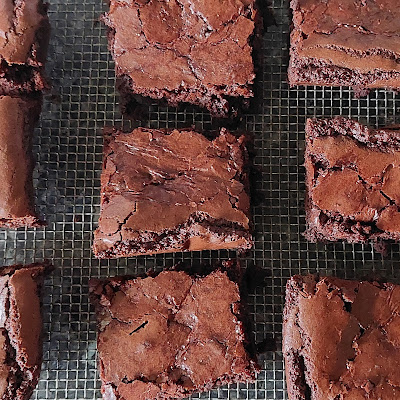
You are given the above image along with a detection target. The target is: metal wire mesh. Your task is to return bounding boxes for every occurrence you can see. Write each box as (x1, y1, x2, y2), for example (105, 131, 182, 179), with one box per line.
(0, 0, 399, 399)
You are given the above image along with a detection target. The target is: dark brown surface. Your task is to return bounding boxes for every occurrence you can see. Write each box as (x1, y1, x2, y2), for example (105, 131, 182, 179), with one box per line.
(0, 0, 50, 95)
(93, 127, 252, 258)
(102, 0, 259, 118)
(288, 0, 400, 92)
(304, 117, 400, 244)
(0, 95, 43, 228)
(283, 275, 400, 400)
(90, 267, 259, 400)
(0, 262, 52, 400)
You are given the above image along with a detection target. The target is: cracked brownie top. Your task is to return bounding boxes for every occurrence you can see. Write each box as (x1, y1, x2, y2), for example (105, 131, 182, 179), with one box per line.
(93, 127, 252, 258)
(90, 267, 259, 400)
(290, 0, 400, 75)
(101, 0, 258, 116)
(0, 0, 49, 66)
(283, 274, 400, 400)
(305, 117, 400, 242)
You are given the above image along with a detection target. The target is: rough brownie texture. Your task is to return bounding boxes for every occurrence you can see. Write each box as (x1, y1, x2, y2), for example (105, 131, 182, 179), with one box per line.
(304, 117, 400, 244)
(102, 0, 259, 118)
(283, 275, 400, 400)
(0, 0, 50, 95)
(289, 0, 400, 92)
(90, 266, 260, 400)
(0, 262, 52, 400)
(0, 95, 43, 228)
(93, 127, 252, 258)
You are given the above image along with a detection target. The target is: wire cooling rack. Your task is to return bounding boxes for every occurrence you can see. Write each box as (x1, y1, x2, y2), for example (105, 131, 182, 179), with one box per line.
(0, 0, 399, 399)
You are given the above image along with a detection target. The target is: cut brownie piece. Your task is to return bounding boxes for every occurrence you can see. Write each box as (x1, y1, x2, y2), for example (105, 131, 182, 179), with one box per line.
(305, 117, 400, 244)
(102, 0, 259, 117)
(283, 275, 400, 400)
(90, 266, 259, 400)
(0, 0, 50, 95)
(289, 0, 400, 92)
(0, 95, 43, 228)
(0, 262, 52, 400)
(93, 127, 252, 258)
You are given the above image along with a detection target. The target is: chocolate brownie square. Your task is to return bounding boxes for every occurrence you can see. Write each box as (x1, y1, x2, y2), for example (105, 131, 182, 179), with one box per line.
(305, 117, 400, 243)
(283, 275, 400, 399)
(93, 127, 252, 258)
(90, 265, 259, 400)
(0, 95, 43, 228)
(289, 0, 400, 92)
(0, 0, 50, 95)
(0, 262, 52, 400)
(102, 0, 259, 117)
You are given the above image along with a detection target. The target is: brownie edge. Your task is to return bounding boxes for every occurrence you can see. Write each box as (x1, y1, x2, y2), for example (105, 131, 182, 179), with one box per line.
(0, 262, 53, 400)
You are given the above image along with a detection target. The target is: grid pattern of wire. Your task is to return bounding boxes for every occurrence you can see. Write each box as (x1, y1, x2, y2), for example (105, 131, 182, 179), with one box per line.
(0, 0, 399, 399)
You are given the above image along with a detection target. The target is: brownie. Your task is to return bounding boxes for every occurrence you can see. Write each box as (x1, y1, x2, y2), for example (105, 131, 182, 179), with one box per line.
(102, 0, 259, 118)
(0, 262, 52, 400)
(0, 95, 43, 228)
(93, 127, 252, 258)
(90, 266, 259, 400)
(289, 0, 400, 93)
(283, 274, 400, 399)
(304, 117, 400, 244)
(0, 0, 50, 95)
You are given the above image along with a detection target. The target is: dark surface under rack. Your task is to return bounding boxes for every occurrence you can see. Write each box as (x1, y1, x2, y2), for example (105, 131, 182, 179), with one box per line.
(0, 0, 399, 399)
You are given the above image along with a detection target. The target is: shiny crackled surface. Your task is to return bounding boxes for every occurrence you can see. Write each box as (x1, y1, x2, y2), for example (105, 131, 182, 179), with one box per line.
(289, 0, 400, 88)
(91, 270, 258, 400)
(305, 117, 400, 241)
(93, 127, 251, 257)
(283, 275, 400, 400)
(102, 0, 256, 94)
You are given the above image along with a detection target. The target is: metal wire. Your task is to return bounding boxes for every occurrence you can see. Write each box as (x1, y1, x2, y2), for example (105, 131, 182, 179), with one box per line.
(0, 0, 399, 399)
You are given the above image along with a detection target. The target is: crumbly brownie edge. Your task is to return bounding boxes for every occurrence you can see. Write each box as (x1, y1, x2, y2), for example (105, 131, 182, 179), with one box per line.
(0, 0, 50, 95)
(288, 53, 400, 92)
(288, 0, 400, 92)
(93, 213, 253, 258)
(1, 262, 53, 400)
(283, 275, 317, 400)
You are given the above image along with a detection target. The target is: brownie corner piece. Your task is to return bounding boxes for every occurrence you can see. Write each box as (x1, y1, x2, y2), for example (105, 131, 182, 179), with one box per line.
(283, 274, 400, 399)
(304, 117, 400, 244)
(102, 0, 259, 117)
(0, 95, 44, 228)
(90, 267, 259, 400)
(0, 0, 50, 95)
(93, 127, 252, 258)
(0, 262, 52, 400)
(288, 0, 400, 91)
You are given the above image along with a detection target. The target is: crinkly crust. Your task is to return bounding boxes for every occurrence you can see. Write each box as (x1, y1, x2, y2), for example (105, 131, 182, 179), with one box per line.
(93, 127, 252, 257)
(283, 275, 400, 400)
(288, 0, 400, 92)
(304, 117, 400, 243)
(102, 0, 259, 117)
(90, 267, 259, 400)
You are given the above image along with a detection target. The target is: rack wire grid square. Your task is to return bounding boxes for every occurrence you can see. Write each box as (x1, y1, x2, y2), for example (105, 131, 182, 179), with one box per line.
(1, 0, 399, 399)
